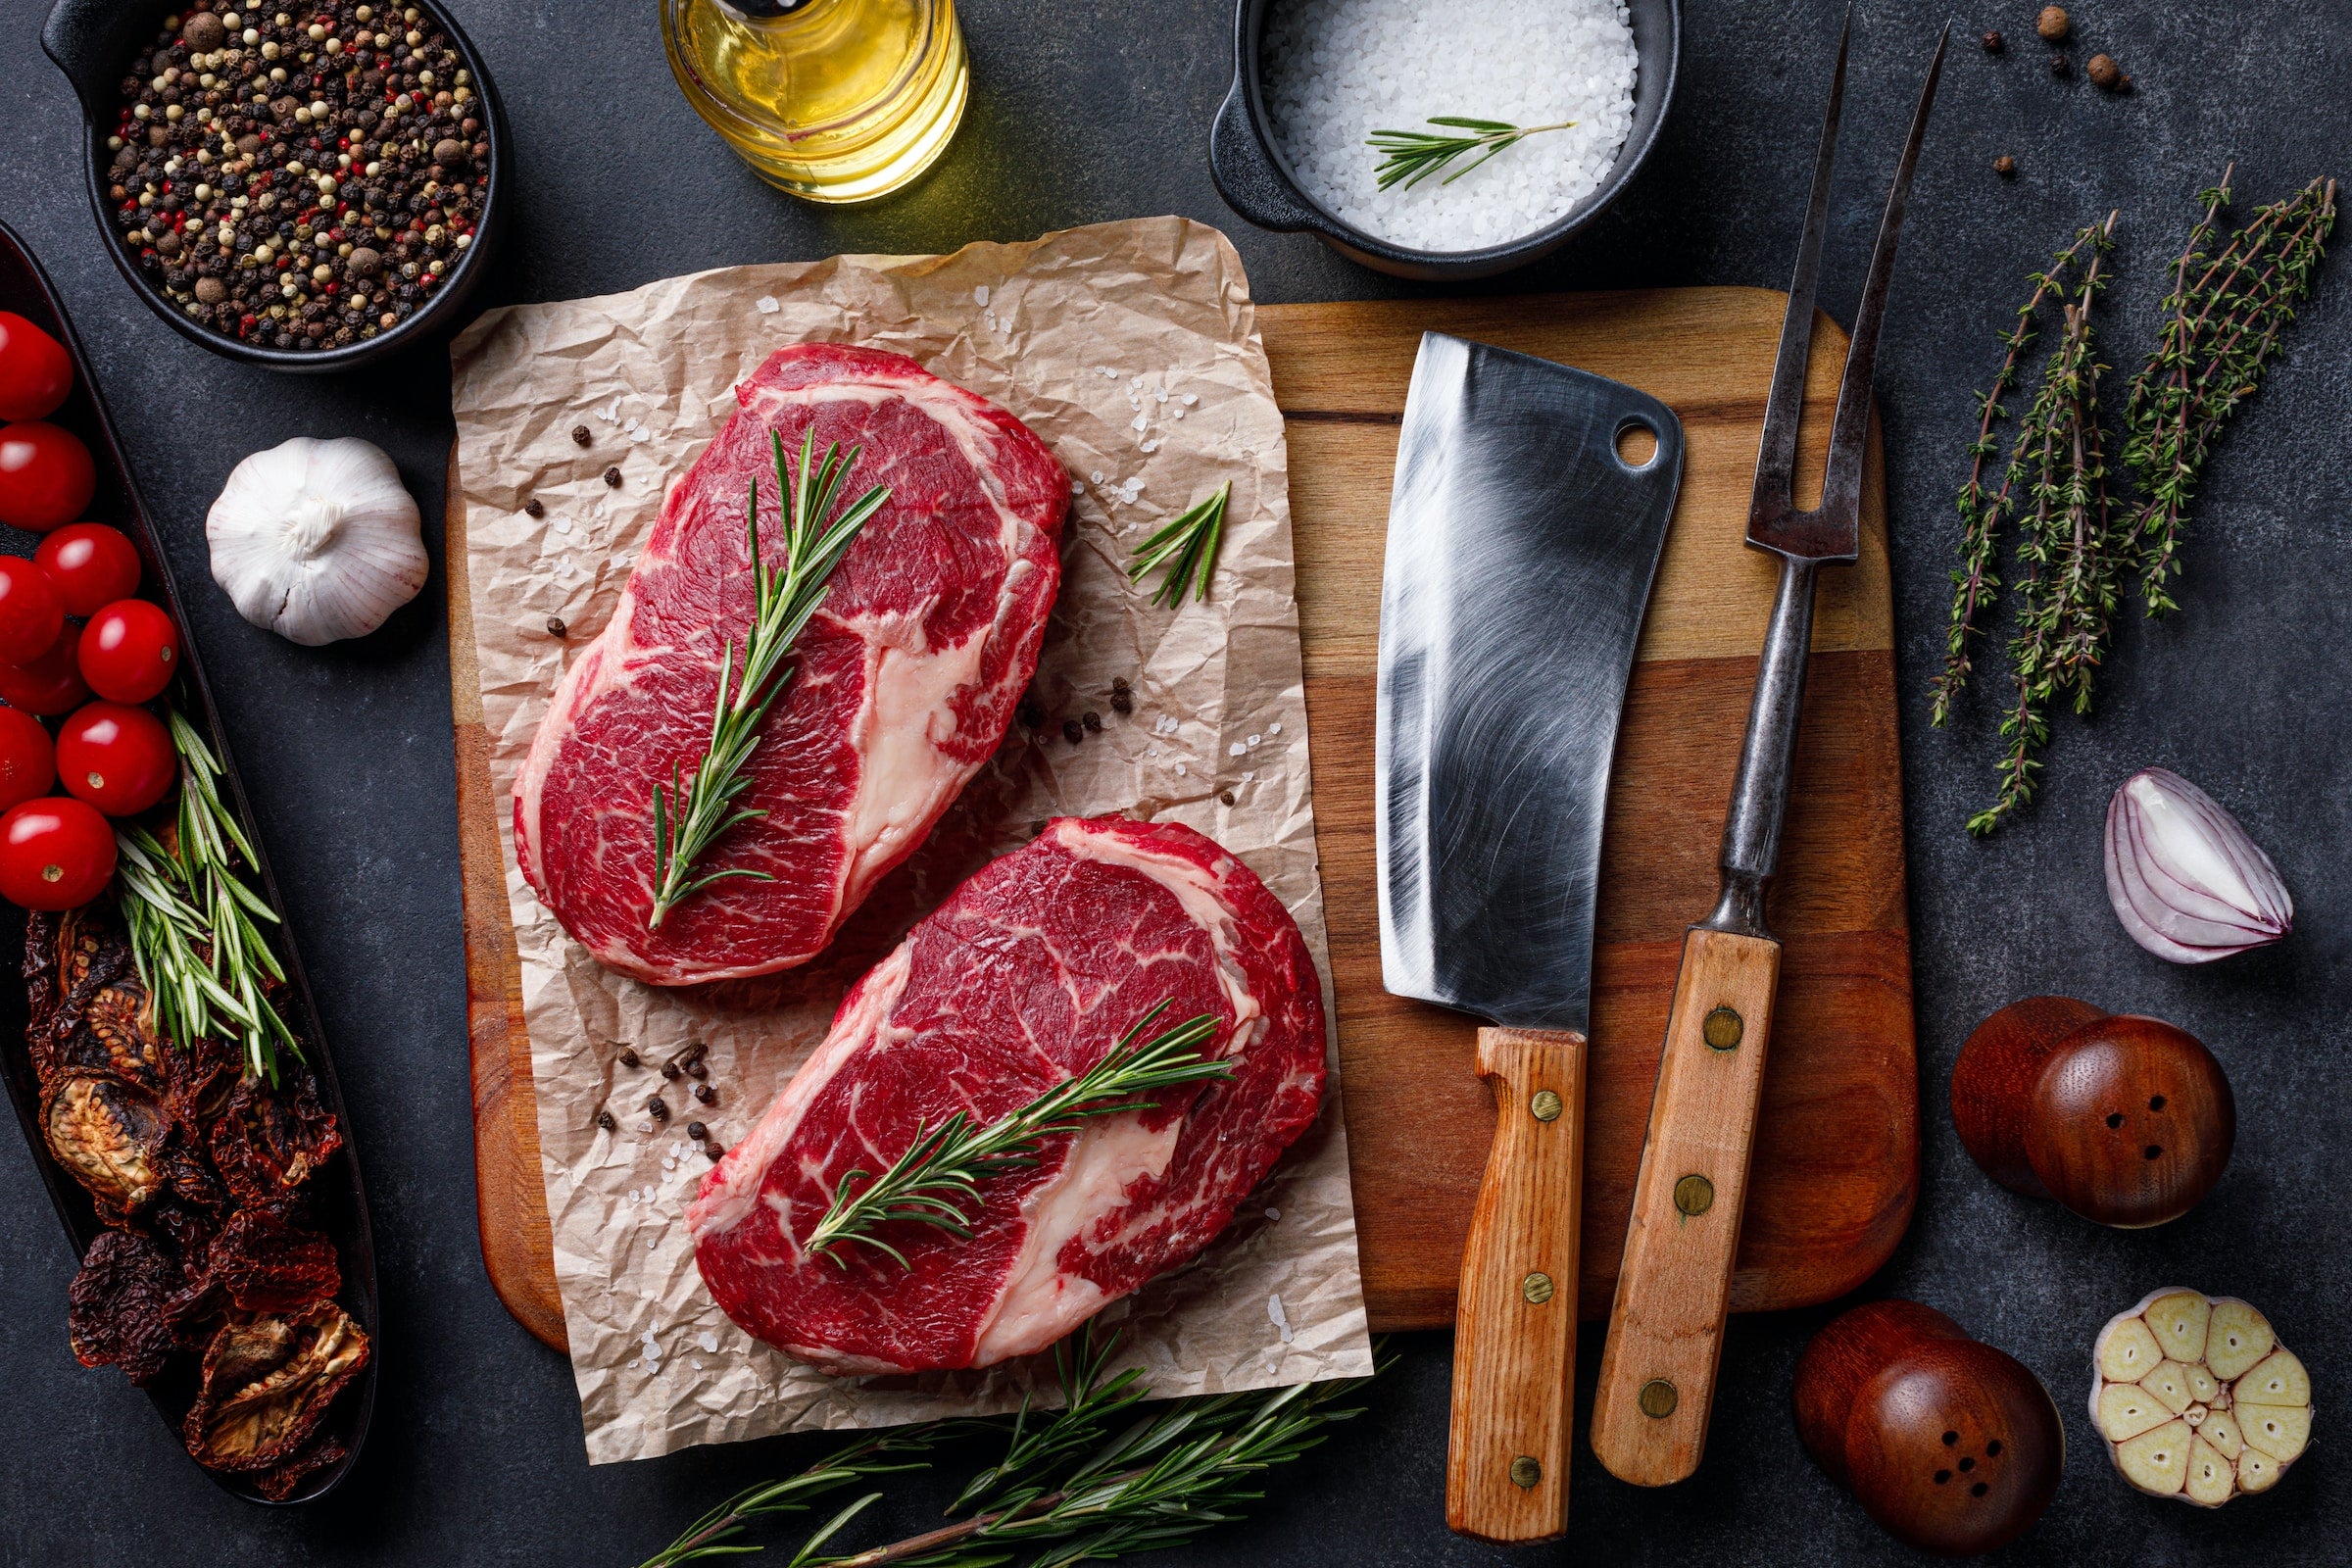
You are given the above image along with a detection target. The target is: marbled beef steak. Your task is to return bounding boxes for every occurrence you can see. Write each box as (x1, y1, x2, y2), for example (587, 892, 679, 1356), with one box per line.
(687, 816, 1327, 1375)
(514, 344, 1067, 985)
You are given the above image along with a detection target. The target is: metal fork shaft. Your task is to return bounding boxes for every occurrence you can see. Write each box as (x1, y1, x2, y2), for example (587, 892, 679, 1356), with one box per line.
(1703, 557, 1818, 940)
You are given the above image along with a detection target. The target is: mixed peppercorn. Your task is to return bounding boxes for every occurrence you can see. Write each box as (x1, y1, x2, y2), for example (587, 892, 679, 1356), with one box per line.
(106, 1, 487, 352)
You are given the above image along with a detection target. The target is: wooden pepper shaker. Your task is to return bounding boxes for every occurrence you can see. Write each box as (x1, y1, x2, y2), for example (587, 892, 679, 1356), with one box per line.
(1794, 1299, 2064, 1556)
(1952, 998, 2234, 1227)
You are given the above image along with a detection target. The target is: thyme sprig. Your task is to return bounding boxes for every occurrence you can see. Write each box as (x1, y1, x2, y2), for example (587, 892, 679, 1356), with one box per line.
(634, 1328, 1390, 1568)
(648, 428, 887, 929)
(1368, 117, 1577, 191)
(115, 707, 300, 1083)
(804, 1003, 1231, 1268)
(2124, 170, 2337, 612)
(1126, 482, 1230, 608)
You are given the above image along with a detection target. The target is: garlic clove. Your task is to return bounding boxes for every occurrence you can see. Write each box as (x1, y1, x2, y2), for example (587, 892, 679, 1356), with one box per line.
(2096, 1313, 2163, 1383)
(2207, 1301, 2278, 1382)
(2104, 768, 2292, 964)
(2203, 1409, 2242, 1459)
(2237, 1404, 2311, 1463)
(2144, 1291, 2211, 1363)
(2117, 1417, 2193, 1494)
(207, 436, 427, 646)
(2097, 1380, 2174, 1443)
(2140, 1360, 2198, 1416)
(2183, 1437, 2235, 1506)
(2239, 1348, 2310, 1407)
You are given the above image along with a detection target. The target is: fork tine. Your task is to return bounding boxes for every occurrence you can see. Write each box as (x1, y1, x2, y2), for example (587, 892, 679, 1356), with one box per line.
(1818, 21, 1951, 526)
(1750, 6, 1851, 522)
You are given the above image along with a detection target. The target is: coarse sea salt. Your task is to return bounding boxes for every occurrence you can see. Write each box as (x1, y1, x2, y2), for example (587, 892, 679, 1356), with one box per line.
(1261, 0, 1638, 253)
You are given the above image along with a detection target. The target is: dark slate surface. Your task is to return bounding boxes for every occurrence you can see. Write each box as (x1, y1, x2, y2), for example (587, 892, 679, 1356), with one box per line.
(0, 2, 2343, 1563)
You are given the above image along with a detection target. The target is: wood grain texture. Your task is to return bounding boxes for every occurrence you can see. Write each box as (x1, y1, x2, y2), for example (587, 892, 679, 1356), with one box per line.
(1446, 1027, 1587, 1544)
(1589, 926, 1782, 1485)
(453, 288, 1917, 1351)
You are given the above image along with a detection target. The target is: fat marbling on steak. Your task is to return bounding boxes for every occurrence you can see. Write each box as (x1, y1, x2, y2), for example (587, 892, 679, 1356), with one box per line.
(514, 344, 1067, 985)
(687, 816, 1327, 1375)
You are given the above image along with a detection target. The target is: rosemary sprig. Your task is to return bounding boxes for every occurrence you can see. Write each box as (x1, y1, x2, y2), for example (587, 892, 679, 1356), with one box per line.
(636, 1430, 965, 1568)
(1125, 482, 1230, 609)
(114, 707, 300, 1082)
(648, 428, 888, 929)
(1932, 220, 2110, 724)
(636, 1329, 1391, 1568)
(1368, 117, 1576, 191)
(1969, 217, 2119, 836)
(2123, 170, 2337, 612)
(804, 1003, 1232, 1267)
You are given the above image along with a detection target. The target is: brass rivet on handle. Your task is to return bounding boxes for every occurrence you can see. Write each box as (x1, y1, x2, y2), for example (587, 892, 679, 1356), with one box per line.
(1529, 1089, 1563, 1122)
(1701, 1006, 1744, 1051)
(1522, 1271, 1554, 1304)
(1508, 1455, 1542, 1489)
(1673, 1174, 1715, 1216)
(1639, 1379, 1680, 1419)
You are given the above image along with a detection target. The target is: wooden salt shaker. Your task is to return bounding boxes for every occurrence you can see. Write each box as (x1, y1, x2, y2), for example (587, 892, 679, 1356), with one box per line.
(1951, 997, 2234, 1227)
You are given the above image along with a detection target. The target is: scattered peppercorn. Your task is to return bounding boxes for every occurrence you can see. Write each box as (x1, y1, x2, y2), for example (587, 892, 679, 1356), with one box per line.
(1109, 677, 1133, 715)
(617, 1047, 640, 1067)
(1994, 155, 2018, 176)
(706, 1144, 725, 1161)
(2036, 5, 2069, 41)
(2049, 51, 2071, 76)
(571, 424, 591, 447)
(547, 615, 566, 637)
(1062, 718, 1084, 745)
(2086, 52, 2125, 89)
(1219, 789, 1237, 807)
(1018, 696, 1044, 730)
(687, 1121, 708, 1141)
(1082, 710, 1102, 733)
(603, 466, 622, 487)
(694, 1083, 716, 1104)
(686, 1060, 708, 1080)
(661, 1060, 680, 1081)
(646, 1095, 668, 1120)
(103, 0, 489, 352)
(523, 498, 545, 517)
(1981, 28, 2004, 52)
(597, 1109, 616, 1132)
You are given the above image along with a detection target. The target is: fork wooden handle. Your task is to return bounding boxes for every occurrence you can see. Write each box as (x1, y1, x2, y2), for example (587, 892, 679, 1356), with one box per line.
(1590, 927, 1782, 1485)
(1446, 1025, 1587, 1544)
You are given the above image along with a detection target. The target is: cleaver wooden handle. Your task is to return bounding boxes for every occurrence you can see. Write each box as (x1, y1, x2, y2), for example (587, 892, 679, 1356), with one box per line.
(1446, 1025, 1588, 1544)
(1590, 926, 1782, 1486)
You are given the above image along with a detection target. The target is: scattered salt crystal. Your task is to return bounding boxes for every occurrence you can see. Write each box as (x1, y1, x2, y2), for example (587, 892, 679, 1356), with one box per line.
(637, 1120, 652, 1133)
(1131, 414, 1149, 433)
(1248, 734, 1262, 748)
(1181, 393, 1199, 405)
(662, 1159, 676, 1172)
(1266, 1206, 1281, 1221)
(1175, 762, 1189, 776)
(1170, 407, 1186, 420)
(1268, 722, 1283, 735)
(1260, 0, 1638, 253)
(1230, 742, 1248, 758)
(1091, 470, 1105, 484)
(631, 427, 651, 443)
(974, 284, 991, 306)
(1070, 480, 1083, 495)
(691, 1358, 704, 1371)
(623, 416, 640, 434)
(627, 1357, 641, 1369)
(1268, 1293, 1295, 1345)
(985, 313, 999, 331)
(1141, 440, 1161, 454)
(551, 516, 571, 536)
(698, 1332, 720, 1352)
(1097, 367, 1118, 378)
(1241, 770, 1255, 783)
(755, 296, 780, 314)
(1155, 714, 1179, 735)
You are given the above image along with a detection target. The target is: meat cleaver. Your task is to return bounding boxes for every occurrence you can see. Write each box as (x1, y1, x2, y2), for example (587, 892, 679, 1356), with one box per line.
(1376, 332, 1684, 1544)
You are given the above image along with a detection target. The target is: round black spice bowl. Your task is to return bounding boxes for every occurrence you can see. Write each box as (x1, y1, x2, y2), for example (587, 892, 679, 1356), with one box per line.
(1208, 0, 1681, 281)
(42, 0, 508, 373)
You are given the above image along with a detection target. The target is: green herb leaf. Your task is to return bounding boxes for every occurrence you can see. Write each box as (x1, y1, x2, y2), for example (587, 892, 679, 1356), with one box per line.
(1126, 483, 1231, 609)
(648, 428, 888, 929)
(803, 1004, 1233, 1267)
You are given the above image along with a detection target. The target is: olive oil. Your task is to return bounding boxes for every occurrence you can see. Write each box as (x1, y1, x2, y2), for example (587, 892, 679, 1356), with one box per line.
(662, 0, 967, 203)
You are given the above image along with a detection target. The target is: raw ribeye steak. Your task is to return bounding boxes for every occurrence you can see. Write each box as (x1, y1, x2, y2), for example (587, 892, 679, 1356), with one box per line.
(687, 815, 1327, 1375)
(514, 344, 1067, 986)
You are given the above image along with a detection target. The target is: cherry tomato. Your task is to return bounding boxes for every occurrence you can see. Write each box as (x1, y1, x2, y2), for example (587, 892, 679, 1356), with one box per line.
(0, 557, 64, 665)
(0, 314, 72, 423)
(0, 796, 116, 910)
(35, 523, 141, 617)
(0, 625, 92, 715)
(57, 701, 174, 816)
(78, 600, 180, 704)
(0, 422, 96, 533)
(0, 706, 56, 811)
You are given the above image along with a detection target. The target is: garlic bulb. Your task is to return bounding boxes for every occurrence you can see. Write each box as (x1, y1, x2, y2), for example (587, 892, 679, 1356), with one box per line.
(207, 437, 427, 646)
(2091, 1289, 2311, 1505)
(2103, 767, 2292, 963)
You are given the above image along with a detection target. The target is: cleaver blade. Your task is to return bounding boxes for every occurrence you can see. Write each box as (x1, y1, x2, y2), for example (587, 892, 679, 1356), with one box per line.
(1374, 331, 1682, 1546)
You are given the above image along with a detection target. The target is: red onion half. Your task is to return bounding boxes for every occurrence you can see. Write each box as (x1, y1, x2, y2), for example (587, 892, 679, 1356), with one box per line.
(2104, 767, 2292, 963)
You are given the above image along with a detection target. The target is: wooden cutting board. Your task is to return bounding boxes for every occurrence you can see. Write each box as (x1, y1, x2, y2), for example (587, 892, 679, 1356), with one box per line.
(448, 287, 1915, 1352)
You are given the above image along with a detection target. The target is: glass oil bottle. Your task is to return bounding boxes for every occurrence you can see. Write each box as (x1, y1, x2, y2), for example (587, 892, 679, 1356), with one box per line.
(662, 0, 968, 203)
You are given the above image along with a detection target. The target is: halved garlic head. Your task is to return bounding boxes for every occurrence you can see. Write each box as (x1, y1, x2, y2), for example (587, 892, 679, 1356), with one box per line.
(2091, 1289, 2312, 1506)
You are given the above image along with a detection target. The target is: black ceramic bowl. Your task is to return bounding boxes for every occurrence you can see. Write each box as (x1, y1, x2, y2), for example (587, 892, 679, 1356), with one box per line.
(41, 0, 507, 373)
(1209, 0, 1681, 281)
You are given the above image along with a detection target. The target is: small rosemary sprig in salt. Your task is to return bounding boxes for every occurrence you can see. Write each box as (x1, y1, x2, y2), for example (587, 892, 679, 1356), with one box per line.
(115, 708, 301, 1083)
(647, 428, 887, 929)
(1368, 116, 1577, 191)
(803, 1002, 1231, 1268)
(1127, 481, 1230, 608)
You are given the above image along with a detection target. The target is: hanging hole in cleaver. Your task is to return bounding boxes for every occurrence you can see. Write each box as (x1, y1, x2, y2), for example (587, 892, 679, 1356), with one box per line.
(1615, 418, 1662, 469)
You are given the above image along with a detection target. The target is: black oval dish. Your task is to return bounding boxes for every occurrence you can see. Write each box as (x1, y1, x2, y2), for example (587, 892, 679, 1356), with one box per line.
(41, 0, 507, 373)
(0, 218, 379, 1506)
(1209, 0, 1681, 281)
